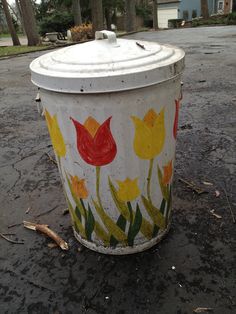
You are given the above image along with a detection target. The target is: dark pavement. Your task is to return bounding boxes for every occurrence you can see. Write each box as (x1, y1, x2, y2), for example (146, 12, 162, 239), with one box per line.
(0, 26, 236, 314)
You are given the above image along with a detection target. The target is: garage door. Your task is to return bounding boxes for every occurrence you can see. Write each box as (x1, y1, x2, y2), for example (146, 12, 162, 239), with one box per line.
(158, 7, 178, 28)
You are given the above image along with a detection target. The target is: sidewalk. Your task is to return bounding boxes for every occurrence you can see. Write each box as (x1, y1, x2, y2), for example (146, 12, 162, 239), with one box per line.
(0, 36, 27, 46)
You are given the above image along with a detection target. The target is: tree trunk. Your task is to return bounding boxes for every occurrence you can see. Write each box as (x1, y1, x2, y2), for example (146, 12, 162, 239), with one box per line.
(72, 0, 82, 26)
(2, 0, 21, 46)
(201, 0, 209, 19)
(104, 7, 112, 30)
(125, 0, 136, 32)
(15, 0, 25, 35)
(90, 0, 103, 36)
(153, 0, 158, 30)
(18, 0, 40, 46)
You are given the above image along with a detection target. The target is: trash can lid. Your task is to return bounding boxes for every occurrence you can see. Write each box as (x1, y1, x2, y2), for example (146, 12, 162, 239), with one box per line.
(30, 30, 185, 94)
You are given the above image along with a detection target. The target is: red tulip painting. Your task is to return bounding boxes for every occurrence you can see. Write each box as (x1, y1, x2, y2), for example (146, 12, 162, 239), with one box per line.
(173, 99, 180, 139)
(71, 116, 117, 166)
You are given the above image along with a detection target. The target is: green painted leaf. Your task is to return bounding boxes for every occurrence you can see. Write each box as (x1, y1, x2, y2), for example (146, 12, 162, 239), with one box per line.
(165, 185, 172, 227)
(152, 225, 159, 238)
(108, 177, 130, 219)
(110, 214, 127, 247)
(65, 173, 86, 218)
(94, 222, 110, 246)
(160, 199, 166, 215)
(128, 204, 142, 246)
(109, 177, 153, 240)
(92, 198, 127, 244)
(85, 204, 95, 241)
(141, 195, 165, 230)
(66, 195, 86, 238)
(75, 206, 82, 221)
(157, 166, 169, 201)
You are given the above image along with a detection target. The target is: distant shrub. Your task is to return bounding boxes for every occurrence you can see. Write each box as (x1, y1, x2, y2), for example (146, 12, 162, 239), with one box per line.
(70, 23, 93, 42)
(39, 12, 74, 36)
(192, 10, 197, 19)
(227, 12, 236, 24)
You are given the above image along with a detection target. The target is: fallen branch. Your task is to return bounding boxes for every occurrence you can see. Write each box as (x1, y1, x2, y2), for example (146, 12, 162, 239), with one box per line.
(23, 221, 69, 250)
(0, 233, 24, 244)
(179, 178, 207, 195)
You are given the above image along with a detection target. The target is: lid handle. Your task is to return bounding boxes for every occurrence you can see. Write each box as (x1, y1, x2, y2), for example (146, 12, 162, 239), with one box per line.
(95, 30, 117, 45)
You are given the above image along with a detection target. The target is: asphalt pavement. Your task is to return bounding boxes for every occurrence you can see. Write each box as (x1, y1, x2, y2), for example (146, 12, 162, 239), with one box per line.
(0, 26, 236, 314)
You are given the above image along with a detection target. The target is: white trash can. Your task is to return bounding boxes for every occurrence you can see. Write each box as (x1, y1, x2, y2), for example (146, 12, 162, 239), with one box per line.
(30, 30, 185, 255)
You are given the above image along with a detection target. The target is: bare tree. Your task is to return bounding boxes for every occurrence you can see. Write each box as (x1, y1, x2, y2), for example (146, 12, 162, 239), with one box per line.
(90, 0, 103, 36)
(15, 0, 25, 35)
(153, 0, 158, 30)
(18, 0, 40, 46)
(2, 0, 21, 46)
(125, 0, 136, 32)
(201, 0, 209, 19)
(72, 0, 82, 26)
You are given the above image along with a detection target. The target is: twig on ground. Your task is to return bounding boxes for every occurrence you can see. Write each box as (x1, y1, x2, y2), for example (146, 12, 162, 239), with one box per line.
(210, 209, 222, 219)
(62, 208, 69, 215)
(179, 178, 207, 195)
(0, 233, 24, 244)
(202, 181, 213, 186)
(25, 207, 31, 214)
(221, 186, 235, 223)
(47, 242, 58, 249)
(35, 205, 58, 218)
(193, 308, 213, 313)
(8, 222, 22, 229)
(1, 233, 16, 236)
(45, 152, 57, 165)
(23, 221, 69, 250)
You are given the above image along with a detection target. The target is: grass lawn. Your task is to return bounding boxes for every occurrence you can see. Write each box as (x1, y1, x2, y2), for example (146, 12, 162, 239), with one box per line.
(0, 45, 52, 57)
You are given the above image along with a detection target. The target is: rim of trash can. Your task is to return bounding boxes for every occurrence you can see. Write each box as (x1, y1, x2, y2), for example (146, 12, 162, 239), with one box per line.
(30, 32, 185, 94)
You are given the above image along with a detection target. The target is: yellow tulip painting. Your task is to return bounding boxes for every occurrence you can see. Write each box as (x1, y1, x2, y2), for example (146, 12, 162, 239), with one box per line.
(131, 108, 165, 160)
(117, 178, 140, 202)
(45, 110, 66, 158)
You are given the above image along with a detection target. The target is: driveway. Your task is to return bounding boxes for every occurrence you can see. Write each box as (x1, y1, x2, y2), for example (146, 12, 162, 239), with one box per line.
(0, 26, 235, 314)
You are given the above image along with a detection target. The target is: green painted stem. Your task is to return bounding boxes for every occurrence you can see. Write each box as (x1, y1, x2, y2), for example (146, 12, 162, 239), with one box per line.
(96, 166, 103, 210)
(127, 201, 133, 225)
(147, 158, 154, 205)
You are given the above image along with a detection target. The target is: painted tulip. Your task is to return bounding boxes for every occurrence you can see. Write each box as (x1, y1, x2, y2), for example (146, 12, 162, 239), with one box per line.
(45, 110, 66, 158)
(162, 160, 173, 186)
(131, 108, 165, 160)
(117, 178, 140, 202)
(70, 175, 88, 199)
(71, 116, 117, 166)
(173, 99, 180, 139)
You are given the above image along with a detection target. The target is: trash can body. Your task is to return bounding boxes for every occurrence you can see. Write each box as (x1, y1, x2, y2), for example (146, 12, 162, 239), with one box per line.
(30, 31, 185, 254)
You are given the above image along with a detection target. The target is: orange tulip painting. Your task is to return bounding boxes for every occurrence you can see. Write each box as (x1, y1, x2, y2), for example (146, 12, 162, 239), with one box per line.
(71, 116, 117, 166)
(70, 175, 88, 199)
(162, 160, 173, 186)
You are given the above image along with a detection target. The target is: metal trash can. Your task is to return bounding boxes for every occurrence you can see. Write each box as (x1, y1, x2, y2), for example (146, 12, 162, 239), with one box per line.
(30, 30, 185, 255)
